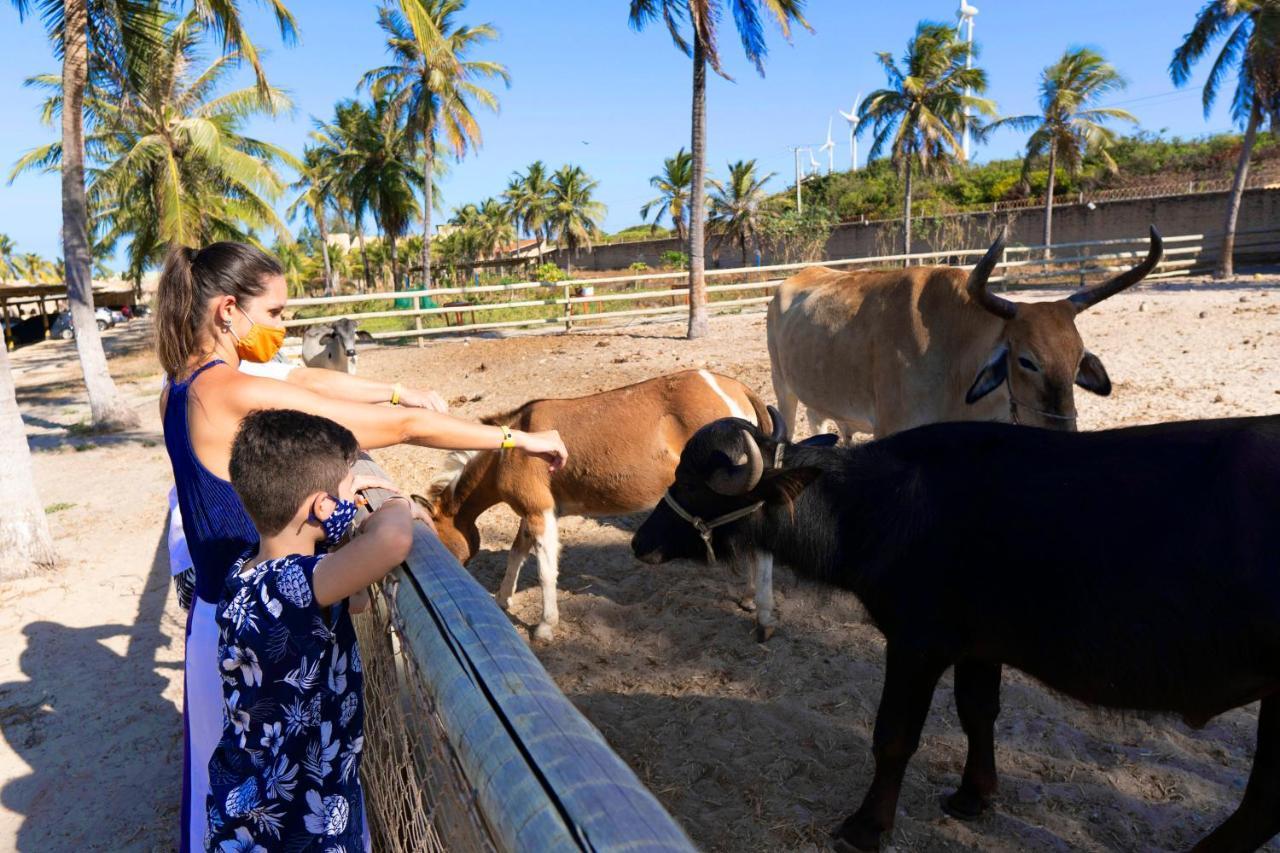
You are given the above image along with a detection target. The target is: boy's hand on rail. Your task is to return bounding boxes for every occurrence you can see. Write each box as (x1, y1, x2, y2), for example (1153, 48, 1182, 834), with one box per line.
(349, 588, 370, 614)
(517, 430, 568, 473)
(398, 387, 448, 413)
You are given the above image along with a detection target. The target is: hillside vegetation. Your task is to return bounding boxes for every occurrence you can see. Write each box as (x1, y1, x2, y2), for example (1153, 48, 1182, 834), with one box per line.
(771, 131, 1280, 223)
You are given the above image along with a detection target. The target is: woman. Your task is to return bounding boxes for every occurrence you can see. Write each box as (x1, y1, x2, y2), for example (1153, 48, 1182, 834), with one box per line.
(156, 242, 565, 852)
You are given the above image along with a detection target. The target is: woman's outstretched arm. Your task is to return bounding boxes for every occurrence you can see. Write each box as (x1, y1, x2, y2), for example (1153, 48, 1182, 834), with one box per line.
(228, 370, 564, 463)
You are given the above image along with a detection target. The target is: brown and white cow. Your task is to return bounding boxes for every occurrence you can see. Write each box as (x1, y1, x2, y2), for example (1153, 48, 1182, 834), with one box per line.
(413, 370, 772, 641)
(767, 227, 1163, 440)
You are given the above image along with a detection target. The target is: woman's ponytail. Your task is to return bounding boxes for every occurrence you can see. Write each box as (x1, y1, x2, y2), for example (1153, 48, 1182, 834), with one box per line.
(154, 246, 200, 379)
(152, 242, 283, 379)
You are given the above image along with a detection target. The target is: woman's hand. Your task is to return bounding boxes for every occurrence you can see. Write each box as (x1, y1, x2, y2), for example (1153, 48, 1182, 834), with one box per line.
(397, 387, 448, 413)
(352, 473, 399, 495)
(516, 429, 568, 472)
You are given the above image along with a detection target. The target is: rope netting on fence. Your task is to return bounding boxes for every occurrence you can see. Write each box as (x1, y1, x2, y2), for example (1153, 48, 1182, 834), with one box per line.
(351, 458, 695, 853)
(354, 584, 499, 853)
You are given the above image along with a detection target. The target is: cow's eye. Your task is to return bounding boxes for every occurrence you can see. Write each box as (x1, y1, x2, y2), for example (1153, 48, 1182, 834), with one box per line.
(1017, 356, 1039, 373)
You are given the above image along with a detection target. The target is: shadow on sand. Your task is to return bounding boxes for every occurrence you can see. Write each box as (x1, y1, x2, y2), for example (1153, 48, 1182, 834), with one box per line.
(0, 527, 181, 851)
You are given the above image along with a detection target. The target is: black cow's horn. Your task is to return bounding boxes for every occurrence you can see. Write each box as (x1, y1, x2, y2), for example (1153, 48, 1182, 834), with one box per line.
(708, 429, 764, 496)
(767, 405, 786, 443)
(1067, 225, 1163, 313)
(968, 229, 1017, 320)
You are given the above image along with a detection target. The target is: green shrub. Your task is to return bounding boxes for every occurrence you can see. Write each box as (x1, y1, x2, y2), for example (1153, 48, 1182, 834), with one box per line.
(659, 250, 688, 270)
(534, 263, 568, 283)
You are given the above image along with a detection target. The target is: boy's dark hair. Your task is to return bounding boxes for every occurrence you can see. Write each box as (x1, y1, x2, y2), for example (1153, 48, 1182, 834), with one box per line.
(230, 409, 359, 536)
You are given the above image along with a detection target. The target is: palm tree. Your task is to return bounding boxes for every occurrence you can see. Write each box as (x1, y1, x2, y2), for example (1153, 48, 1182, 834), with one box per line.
(288, 146, 340, 295)
(628, 0, 810, 339)
(0, 234, 16, 282)
(859, 21, 995, 259)
(503, 160, 554, 253)
(16, 253, 53, 283)
(337, 97, 422, 289)
(546, 165, 606, 275)
(363, 0, 507, 289)
(640, 147, 695, 242)
(311, 101, 378, 293)
(1171, 0, 1280, 278)
(708, 159, 774, 266)
(0, 341, 57, 578)
(1001, 48, 1135, 257)
(10, 0, 294, 428)
(14, 11, 298, 286)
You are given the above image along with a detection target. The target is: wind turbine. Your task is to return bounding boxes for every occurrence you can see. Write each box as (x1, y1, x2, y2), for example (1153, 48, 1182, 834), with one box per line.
(819, 117, 836, 174)
(808, 149, 822, 178)
(838, 92, 863, 171)
(955, 0, 978, 162)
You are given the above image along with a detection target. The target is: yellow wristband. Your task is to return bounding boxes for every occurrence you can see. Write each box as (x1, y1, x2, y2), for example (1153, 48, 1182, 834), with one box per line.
(390, 383, 403, 406)
(500, 425, 516, 450)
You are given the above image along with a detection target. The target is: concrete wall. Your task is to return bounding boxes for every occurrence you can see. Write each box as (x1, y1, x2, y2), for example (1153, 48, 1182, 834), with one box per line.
(551, 186, 1280, 272)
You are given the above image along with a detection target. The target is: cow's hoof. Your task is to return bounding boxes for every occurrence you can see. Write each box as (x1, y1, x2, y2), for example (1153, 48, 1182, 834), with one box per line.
(533, 623, 555, 642)
(941, 789, 988, 821)
(736, 595, 757, 612)
(830, 815, 882, 851)
(497, 594, 514, 612)
(755, 623, 776, 644)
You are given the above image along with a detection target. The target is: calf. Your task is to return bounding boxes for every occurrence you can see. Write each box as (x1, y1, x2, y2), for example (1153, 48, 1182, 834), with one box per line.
(301, 318, 372, 374)
(632, 411, 1280, 852)
(415, 370, 771, 641)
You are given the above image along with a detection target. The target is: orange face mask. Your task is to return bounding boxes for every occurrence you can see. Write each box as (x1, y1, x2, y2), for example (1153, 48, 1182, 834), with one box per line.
(229, 304, 285, 363)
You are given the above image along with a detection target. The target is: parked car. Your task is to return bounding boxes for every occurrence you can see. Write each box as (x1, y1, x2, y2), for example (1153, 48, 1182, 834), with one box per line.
(51, 307, 115, 340)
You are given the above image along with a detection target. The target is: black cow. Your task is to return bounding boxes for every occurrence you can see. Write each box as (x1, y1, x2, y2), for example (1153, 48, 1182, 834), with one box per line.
(631, 410, 1280, 852)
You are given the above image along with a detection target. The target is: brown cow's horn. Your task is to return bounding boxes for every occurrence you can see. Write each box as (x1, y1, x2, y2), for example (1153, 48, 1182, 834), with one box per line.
(708, 429, 765, 496)
(767, 405, 786, 443)
(1067, 226, 1163, 313)
(968, 230, 1017, 320)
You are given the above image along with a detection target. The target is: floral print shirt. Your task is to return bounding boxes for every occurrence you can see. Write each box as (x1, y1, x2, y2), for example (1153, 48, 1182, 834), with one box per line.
(207, 552, 365, 852)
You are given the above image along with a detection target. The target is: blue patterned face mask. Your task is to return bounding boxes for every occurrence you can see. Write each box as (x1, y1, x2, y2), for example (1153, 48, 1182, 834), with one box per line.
(314, 495, 358, 547)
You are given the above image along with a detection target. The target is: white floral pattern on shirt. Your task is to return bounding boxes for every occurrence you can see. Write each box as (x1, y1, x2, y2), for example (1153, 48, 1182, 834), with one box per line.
(207, 553, 365, 852)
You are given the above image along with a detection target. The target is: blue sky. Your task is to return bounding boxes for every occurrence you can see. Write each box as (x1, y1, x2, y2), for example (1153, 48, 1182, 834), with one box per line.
(0, 1, 1248, 268)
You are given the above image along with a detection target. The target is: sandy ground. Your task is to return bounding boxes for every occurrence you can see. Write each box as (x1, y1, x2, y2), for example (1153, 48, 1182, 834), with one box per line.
(1, 276, 1278, 851)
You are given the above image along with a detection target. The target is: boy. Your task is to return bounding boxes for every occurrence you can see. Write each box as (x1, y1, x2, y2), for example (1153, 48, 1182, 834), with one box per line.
(207, 409, 413, 851)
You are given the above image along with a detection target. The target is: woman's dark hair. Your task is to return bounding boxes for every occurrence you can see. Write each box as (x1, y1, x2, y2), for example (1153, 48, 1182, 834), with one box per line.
(230, 409, 360, 537)
(154, 242, 283, 378)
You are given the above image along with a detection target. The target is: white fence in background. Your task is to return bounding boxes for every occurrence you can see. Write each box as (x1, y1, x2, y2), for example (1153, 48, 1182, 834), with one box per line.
(283, 227, 1280, 343)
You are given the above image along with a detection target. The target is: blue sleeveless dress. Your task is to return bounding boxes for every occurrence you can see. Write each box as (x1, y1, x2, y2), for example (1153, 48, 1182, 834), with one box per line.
(163, 359, 259, 852)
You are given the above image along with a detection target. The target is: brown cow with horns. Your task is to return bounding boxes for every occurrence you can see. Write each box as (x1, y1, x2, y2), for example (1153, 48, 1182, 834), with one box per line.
(767, 226, 1164, 439)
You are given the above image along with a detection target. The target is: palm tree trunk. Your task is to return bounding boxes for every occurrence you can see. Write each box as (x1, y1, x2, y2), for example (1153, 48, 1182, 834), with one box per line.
(1043, 146, 1057, 261)
(0, 343, 57, 578)
(1218, 106, 1260, 279)
(61, 0, 137, 430)
(355, 222, 371, 293)
(902, 157, 914, 264)
(686, 32, 709, 339)
(389, 233, 400, 289)
(317, 206, 334, 296)
(422, 144, 434, 289)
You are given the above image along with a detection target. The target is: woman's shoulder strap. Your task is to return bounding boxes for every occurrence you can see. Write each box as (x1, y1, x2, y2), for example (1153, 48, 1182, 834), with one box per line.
(186, 358, 226, 384)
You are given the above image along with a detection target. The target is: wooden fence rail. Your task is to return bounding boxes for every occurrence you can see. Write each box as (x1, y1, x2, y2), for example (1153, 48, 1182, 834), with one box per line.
(285, 227, 1280, 343)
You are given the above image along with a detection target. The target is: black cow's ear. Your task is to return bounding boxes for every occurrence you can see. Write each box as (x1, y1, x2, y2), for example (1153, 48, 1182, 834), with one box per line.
(756, 467, 821, 505)
(966, 344, 1008, 404)
(1076, 351, 1111, 396)
(355, 330, 375, 343)
(798, 433, 839, 448)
